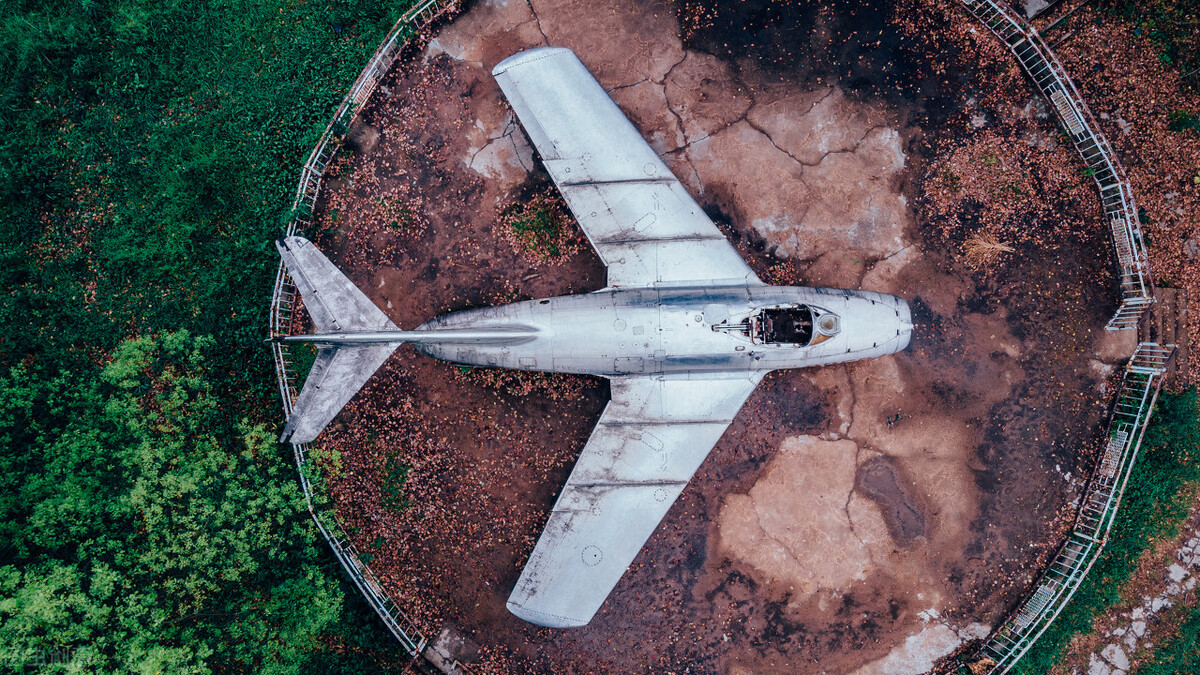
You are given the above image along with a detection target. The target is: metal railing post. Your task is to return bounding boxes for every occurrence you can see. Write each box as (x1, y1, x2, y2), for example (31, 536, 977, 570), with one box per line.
(959, 0, 1154, 330)
(955, 5, 1174, 671)
(268, 0, 465, 666)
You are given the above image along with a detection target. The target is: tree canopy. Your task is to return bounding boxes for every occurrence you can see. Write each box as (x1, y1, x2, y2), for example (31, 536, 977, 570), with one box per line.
(0, 0, 419, 671)
(0, 331, 344, 672)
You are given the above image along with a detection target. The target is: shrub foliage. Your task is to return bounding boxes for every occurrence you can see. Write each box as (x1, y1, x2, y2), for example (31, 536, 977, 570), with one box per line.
(0, 0, 418, 671)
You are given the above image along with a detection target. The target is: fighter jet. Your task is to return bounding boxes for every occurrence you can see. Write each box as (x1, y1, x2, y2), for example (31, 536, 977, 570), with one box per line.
(274, 47, 912, 628)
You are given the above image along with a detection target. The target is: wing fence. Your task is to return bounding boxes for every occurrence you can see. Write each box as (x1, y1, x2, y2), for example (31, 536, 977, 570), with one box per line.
(959, 0, 1154, 330)
(268, 0, 470, 670)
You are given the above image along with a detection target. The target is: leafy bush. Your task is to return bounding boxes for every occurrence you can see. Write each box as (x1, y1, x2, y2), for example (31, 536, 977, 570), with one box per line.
(498, 190, 583, 264)
(0, 332, 344, 672)
(0, 0, 399, 385)
(1106, 0, 1200, 81)
(379, 454, 412, 514)
(1168, 109, 1200, 132)
(0, 0, 423, 671)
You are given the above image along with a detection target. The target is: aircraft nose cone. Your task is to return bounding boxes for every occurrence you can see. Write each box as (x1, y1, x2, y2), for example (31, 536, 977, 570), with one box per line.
(896, 298, 913, 352)
(843, 292, 912, 356)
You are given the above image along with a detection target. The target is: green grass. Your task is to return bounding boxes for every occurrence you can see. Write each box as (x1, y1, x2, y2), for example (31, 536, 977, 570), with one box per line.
(288, 341, 320, 382)
(510, 204, 568, 255)
(1136, 601, 1200, 673)
(379, 453, 412, 514)
(501, 192, 575, 258)
(1002, 388, 1200, 673)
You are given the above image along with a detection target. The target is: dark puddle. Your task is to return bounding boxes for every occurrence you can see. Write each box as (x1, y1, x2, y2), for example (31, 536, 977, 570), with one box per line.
(855, 455, 927, 544)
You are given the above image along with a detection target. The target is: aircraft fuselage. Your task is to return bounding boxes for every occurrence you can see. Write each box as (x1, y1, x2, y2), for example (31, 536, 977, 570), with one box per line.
(405, 285, 912, 376)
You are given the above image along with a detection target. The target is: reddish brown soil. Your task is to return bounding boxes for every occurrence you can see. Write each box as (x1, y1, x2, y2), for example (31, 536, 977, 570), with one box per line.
(288, 2, 1137, 672)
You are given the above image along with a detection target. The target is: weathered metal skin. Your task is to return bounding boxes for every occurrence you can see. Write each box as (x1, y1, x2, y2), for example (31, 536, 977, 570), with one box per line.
(276, 243, 911, 627)
(275, 45, 915, 630)
(413, 286, 911, 375)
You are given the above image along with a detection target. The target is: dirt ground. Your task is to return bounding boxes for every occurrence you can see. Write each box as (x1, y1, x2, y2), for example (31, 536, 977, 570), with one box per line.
(294, 0, 1147, 672)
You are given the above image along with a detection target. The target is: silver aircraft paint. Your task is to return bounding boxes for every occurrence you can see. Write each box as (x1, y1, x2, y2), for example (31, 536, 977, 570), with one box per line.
(274, 46, 912, 628)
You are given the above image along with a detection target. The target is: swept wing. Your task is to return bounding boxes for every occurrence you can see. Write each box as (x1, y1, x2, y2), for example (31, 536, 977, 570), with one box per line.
(492, 48, 762, 289)
(507, 373, 763, 627)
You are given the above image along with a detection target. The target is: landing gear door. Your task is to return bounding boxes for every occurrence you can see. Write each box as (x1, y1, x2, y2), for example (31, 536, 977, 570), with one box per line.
(613, 357, 645, 374)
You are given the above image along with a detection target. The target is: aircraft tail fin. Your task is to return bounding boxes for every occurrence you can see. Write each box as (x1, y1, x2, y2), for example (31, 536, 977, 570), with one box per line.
(276, 236, 399, 444)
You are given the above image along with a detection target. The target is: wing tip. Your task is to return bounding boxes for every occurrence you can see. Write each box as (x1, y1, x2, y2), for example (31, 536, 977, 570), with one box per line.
(276, 235, 311, 254)
(492, 46, 574, 77)
(278, 422, 315, 445)
(505, 599, 591, 628)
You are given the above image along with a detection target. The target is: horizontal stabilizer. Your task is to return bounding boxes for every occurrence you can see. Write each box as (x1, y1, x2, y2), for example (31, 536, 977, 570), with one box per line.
(276, 236, 400, 444)
(276, 236, 398, 333)
(280, 345, 396, 444)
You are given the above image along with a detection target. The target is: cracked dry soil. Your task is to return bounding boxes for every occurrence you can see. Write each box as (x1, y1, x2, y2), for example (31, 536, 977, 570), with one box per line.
(300, 0, 1138, 672)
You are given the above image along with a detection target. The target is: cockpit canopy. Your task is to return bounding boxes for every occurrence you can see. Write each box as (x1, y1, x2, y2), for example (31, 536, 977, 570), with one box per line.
(713, 304, 840, 347)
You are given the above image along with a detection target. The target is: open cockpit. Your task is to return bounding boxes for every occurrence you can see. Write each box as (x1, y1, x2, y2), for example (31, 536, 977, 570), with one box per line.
(712, 304, 841, 347)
